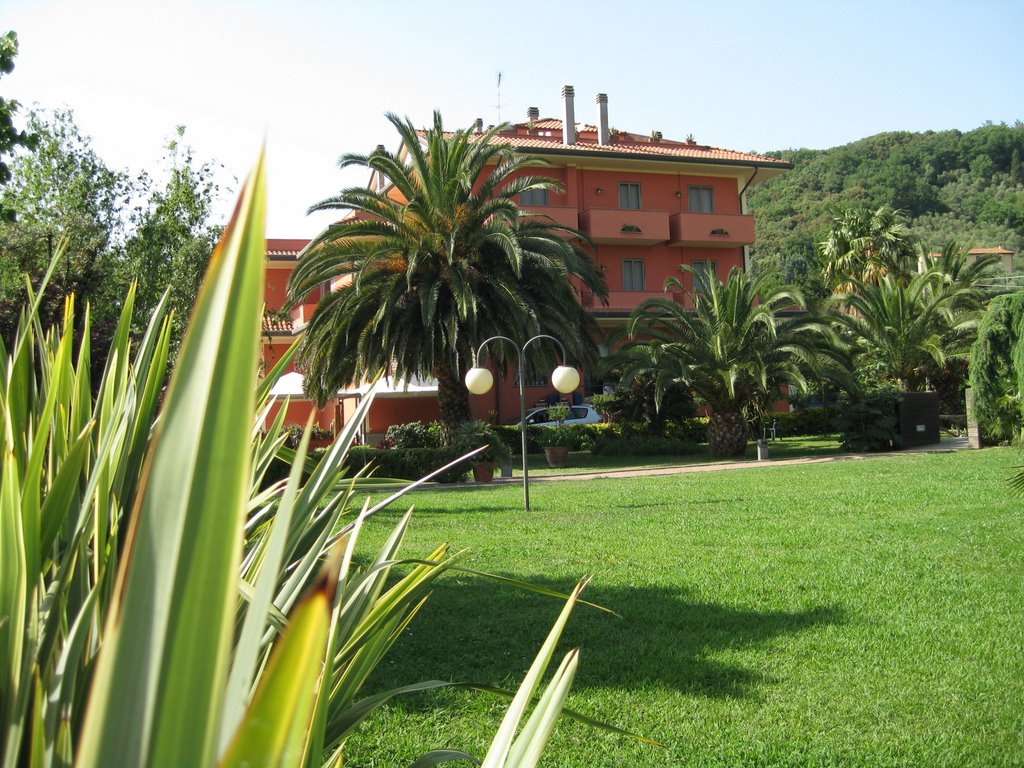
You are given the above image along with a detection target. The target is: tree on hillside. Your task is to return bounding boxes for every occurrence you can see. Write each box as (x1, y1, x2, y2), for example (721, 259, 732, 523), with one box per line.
(0, 31, 36, 220)
(612, 266, 851, 457)
(748, 123, 1024, 270)
(819, 205, 919, 292)
(289, 111, 607, 442)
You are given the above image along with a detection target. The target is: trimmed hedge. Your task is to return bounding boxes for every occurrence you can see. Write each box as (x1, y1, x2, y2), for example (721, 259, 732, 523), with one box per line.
(764, 408, 836, 438)
(263, 445, 470, 487)
(342, 446, 469, 483)
(590, 433, 698, 457)
(834, 390, 901, 452)
(495, 424, 591, 453)
(383, 420, 441, 449)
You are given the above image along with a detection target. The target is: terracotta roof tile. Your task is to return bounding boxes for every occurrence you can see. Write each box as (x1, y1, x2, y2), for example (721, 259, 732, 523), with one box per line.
(262, 314, 295, 333)
(507, 134, 784, 164)
(266, 238, 310, 258)
(462, 119, 785, 166)
(969, 246, 1014, 255)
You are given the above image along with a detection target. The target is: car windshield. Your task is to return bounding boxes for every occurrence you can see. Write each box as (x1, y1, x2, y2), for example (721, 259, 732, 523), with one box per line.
(505, 406, 590, 426)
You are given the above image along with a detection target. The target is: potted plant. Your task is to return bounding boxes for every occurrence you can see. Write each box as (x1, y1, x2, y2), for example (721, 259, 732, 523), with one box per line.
(538, 425, 576, 468)
(454, 420, 512, 483)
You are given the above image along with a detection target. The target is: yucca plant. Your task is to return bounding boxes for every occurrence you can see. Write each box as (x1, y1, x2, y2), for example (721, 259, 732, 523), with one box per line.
(1, 152, 617, 768)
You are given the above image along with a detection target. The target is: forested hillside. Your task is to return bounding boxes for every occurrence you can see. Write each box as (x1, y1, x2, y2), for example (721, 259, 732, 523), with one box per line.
(748, 122, 1024, 292)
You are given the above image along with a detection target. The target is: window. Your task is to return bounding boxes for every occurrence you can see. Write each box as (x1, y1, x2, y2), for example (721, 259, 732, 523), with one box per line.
(688, 185, 714, 213)
(618, 182, 641, 209)
(622, 259, 645, 291)
(520, 188, 549, 206)
(692, 260, 718, 292)
(514, 365, 548, 388)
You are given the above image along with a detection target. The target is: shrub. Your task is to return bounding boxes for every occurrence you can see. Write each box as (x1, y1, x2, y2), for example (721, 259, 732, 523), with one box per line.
(590, 381, 696, 434)
(493, 423, 529, 454)
(0, 159, 598, 766)
(664, 417, 710, 443)
(284, 423, 332, 448)
(453, 420, 512, 464)
(763, 408, 835, 437)
(343, 445, 469, 483)
(538, 425, 578, 449)
(384, 419, 440, 449)
(834, 389, 902, 451)
(590, 433, 696, 456)
(968, 292, 1024, 443)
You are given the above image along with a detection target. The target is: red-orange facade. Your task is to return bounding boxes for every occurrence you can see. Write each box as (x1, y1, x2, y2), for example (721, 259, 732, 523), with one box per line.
(262, 88, 791, 439)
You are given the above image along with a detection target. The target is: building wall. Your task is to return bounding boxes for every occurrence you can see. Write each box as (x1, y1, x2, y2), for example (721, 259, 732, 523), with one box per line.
(265, 268, 291, 312)
(263, 154, 770, 431)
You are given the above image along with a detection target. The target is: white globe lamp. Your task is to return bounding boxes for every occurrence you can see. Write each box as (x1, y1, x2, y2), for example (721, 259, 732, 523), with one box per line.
(551, 365, 580, 394)
(464, 366, 494, 395)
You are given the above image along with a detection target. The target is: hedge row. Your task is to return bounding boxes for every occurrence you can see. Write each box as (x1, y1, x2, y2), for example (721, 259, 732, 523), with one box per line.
(263, 445, 471, 487)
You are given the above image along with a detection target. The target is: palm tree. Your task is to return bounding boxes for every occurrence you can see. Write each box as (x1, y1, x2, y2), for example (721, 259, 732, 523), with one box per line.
(819, 205, 919, 292)
(613, 267, 850, 457)
(924, 240, 1003, 409)
(828, 266, 982, 392)
(289, 112, 606, 442)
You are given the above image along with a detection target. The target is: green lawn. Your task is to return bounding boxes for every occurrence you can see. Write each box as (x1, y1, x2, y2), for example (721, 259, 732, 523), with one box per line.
(515, 435, 843, 477)
(344, 447, 1024, 767)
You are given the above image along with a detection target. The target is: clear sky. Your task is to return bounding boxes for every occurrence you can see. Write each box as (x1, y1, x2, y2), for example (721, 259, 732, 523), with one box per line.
(5, 0, 1023, 237)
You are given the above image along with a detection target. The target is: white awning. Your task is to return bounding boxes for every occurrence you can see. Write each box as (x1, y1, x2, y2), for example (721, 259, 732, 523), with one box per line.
(342, 375, 438, 399)
(267, 372, 438, 400)
(267, 371, 306, 397)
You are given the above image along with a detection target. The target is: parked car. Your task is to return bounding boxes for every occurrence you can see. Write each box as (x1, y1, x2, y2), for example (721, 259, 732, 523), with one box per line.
(505, 404, 603, 427)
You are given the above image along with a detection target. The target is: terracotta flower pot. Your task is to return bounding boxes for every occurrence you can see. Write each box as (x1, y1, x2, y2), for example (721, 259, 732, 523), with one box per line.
(543, 446, 569, 468)
(472, 461, 496, 483)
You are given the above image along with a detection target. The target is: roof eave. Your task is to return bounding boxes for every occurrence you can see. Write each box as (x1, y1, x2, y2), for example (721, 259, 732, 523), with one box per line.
(517, 145, 793, 171)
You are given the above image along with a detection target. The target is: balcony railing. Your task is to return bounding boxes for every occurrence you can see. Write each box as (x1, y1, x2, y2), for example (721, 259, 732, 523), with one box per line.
(669, 212, 755, 247)
(579, 208, 670, 245)
(582, 289, 685, 312)
(520, 204, 579, 230)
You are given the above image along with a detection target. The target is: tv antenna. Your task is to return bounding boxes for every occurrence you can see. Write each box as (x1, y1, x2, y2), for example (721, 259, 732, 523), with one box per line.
(496, 71, 503, 123)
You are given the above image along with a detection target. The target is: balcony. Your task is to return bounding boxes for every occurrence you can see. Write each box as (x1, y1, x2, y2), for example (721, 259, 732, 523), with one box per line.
(669, 212, 755, 247)
(579, 208, 670, 245)
(582, 289, 684, 312)
(289, 301, 319, 328)
(520, 205, 579, 230)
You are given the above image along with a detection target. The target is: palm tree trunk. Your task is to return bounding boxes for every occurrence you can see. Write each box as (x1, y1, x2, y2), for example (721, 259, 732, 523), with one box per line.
(435, 362, 470, 445)
(707, 410, 748, 457)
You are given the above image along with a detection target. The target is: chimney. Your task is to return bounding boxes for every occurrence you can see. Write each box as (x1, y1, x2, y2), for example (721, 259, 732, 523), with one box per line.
(374, 145, 386, 190)
(474, 118, 483, 133)
(527, 106, 539, 123)
(562, 85, 576, 146)
(596, 93, 609, 145)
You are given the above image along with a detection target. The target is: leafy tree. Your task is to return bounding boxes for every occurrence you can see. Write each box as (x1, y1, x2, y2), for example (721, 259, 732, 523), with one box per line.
(289, 111, 607, 442)
(0, 111, 223, 370)
(123, 126, 223, 357)
(613, 267, 850, 457)
(0, 109, 131, 348)
(593, 360, 696, 435)
(0, 31, 36, 220)
(968, 292, 1024, 443)
(819, 205, 919, 291)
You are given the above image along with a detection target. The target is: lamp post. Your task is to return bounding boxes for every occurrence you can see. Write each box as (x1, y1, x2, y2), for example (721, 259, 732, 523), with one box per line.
(464, 334, 580, 511)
